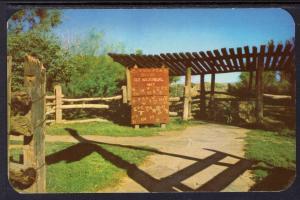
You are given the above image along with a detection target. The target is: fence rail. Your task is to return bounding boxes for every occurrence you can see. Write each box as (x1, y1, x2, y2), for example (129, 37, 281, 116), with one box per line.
(46, 84, 293, 124)
(46, 85, 121, 123)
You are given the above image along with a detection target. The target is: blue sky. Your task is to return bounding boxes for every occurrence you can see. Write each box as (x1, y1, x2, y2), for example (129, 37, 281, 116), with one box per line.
(53, 8, 294, 83)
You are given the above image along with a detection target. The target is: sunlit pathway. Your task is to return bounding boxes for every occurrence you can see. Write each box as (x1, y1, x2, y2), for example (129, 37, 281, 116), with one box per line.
(44, 122, 255, 192)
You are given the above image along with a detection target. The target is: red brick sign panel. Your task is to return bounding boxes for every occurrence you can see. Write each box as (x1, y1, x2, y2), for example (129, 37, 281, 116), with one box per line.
(131, 68, 169, 125)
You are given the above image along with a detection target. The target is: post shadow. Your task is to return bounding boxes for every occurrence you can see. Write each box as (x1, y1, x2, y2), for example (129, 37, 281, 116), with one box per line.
(45, 128, 257, 192)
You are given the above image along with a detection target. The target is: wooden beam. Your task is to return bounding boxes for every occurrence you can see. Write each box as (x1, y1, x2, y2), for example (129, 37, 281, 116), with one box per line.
(24, 55, 46, 192)
(183, 67, 191, 120)
(265, 44, 274, 69)
(200, 74, 206, 118)
(126, 67, 132, 104)
(61, 104, 109, 109)
(249, 71, 253, 91)
(62, 95, 122, 102)
(207, 51, 223, 73)
(122, 85, 128, 104)
(229, 48, 239, 71)
(244, 46, 251, 71)
(209, 73, 216, 118)
(193, 52, 212, 73)
(210, 73, 215, 100)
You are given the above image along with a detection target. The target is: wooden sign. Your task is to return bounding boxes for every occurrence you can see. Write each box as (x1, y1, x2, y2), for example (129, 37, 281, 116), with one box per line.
(131, 68, 169, 125)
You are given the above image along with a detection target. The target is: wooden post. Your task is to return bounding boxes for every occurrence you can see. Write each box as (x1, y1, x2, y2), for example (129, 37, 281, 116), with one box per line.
(210, 73, 215, 118)
(126, 67, 132, 104)
(54, 85, 62, 123)
(210, 73, 215, 101)
(122, 85, 128, 104)
(183, 67, 191, 120)
(200, 74, 206, 118)
(24, 55, 46, 192)
(249, 71, 253, 91)
(255, 56, 264, 125)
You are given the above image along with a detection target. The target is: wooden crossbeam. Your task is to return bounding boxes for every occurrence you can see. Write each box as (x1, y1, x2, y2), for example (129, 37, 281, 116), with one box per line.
(160, 54, 183, 75)
(108, 43, 294, 75)
(167, 53, 187, 74)
(186, 52, 205, 74)
(251, 46, 258, 71)
(277, 43, 292, 70)
(173, 53, 192, 73)
(130, 54, 146, 67)
(283, 45, 295, 71)
(270, 44, 283, 70)
(236, 47, 245, 71)
(220, 48, 234, 71)
(206, 51, 223, 72)
(259, 45, 266, 69)
(228, 48, 239, 71)
(192, 52, 213, 73)
(265, 44, 274, 69)
(243, 46, 252, 71)
(154, 55, 179, 75)
(179, 52, 199, 75)
(213, 49, 227, 72)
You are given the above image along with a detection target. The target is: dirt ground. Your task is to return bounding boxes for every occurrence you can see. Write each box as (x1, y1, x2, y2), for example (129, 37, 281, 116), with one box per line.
(45, 122, 255, 192)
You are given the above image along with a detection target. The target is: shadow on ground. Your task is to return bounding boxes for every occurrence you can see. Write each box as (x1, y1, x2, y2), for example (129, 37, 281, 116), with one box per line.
(45, 128, 295, 192)
(249, 167, 295, 191)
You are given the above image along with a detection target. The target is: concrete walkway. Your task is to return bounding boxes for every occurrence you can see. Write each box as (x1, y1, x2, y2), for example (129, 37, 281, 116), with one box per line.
(46, 123, 255, 192)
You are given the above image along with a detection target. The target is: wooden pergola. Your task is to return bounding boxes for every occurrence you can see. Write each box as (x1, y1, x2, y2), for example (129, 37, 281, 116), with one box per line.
(109, 43, 295, 123)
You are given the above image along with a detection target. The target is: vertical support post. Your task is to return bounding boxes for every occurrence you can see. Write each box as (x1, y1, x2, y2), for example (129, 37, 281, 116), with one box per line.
(126, 67, 132, 104)
(249, 71, 253, 91)
(54, 84, 62, 123)
(24, 55, 46, 192)
(200, 74, 206, 118)
(210, 73, 215, 118)
(210, 73, 215, 101)
(183, 67, 191, 120)
(122, 85, 128, 104)
(255, 56, 264, 125)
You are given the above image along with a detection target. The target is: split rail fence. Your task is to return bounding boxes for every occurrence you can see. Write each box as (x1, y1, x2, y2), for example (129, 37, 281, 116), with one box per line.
(46, 85, 122, 123)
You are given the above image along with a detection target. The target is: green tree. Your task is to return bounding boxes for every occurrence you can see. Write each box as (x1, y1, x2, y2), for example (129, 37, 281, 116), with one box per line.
(8, 30, 74, 91)
(66, 55, 124, 97)
(63, 29, 126, 97)
(8, 9, 61, 33)
(7, 9, 72, 92)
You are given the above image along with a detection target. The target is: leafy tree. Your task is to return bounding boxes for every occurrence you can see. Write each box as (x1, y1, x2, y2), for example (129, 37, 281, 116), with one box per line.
(8, 9, 72, 92)
(135, 49, 143, 55)
(8, 30, 74, 91)
(63, 29, 126, 97)
(8, 9, 61, 33)
(65, 55, 124, 97)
